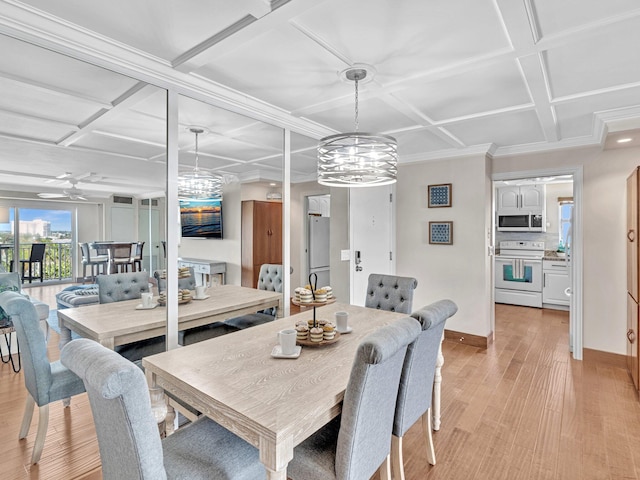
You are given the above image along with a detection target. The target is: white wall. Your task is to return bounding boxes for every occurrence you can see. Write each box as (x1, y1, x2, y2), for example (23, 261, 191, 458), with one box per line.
(396, 154, 493, 338)
(492, 145, 640, 355)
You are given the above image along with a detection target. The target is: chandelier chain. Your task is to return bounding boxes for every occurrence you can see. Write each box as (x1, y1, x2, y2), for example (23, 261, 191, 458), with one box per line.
(354, 77, 359, 132)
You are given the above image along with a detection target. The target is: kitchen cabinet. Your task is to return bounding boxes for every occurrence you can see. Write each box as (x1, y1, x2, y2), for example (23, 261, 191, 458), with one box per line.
(497, 184, 545, 214)
(241, 200, 282, 288)
(542, 260, 569, 308)
(627, 167, 640, 390)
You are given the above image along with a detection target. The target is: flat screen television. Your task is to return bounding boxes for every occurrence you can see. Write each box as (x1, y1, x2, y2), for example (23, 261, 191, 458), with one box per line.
(180, 199, 223, 239)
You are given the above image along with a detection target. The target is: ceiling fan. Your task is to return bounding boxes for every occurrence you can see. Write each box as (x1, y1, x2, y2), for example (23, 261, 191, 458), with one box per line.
(38, 180, 88, 201)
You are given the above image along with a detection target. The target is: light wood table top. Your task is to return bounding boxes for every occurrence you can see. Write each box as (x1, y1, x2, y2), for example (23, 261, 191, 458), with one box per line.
(142, 302, 407, 480)
(57, 285, 282, 350)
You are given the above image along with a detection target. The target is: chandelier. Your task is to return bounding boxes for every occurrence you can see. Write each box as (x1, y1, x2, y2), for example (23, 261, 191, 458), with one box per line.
(317, 66, 398, 187)
(178, 127, 224, 200)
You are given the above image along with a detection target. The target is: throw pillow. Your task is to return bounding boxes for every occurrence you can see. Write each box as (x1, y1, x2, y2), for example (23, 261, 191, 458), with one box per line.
(0, 306, 11, 329)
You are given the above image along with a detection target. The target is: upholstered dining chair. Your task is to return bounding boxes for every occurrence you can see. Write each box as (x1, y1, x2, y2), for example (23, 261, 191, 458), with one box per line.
(0, 291, 85, 464)
(79, 242, 109, 283)
(111, 243, 135, 273)
(364, 273, 418, 314)
(224, 264, 283, 330)
(132, 241, 144, 272)
(61, 338, 266, 480)
(153, 267, 196, 293)
(287, 316, 422, 480)
(391, 300, 458, 479)
(96, 271, 164, 362)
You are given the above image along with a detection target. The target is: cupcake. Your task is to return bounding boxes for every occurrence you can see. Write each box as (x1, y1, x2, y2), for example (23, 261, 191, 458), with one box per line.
(295, 319, 308, 327)
(322, 286, 333, 299)
(299, 288, 313, 303)
(307, 319, 316, 327)
(314, 288, 327, 303)
(310, 327, 324, 342)
(294, 287, 305, 302)
(323, 323, 336, 341)
(296, 324, 309, 341)
(317, 319, 328, 327)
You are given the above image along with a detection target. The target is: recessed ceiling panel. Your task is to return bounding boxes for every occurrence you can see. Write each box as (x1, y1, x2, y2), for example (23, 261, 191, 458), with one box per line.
(445, 110, 545, 147)
(19, 0, 268, 62)
(532, 0, 639, 38)
(545, 17, 640, 98)
(295, 0, 510, 80)
(0, 110, 74, 143)
(394, 129, 457, 156)
(192, 28, 346, 113)
(397, 60, 532, 122)
(73, 133, 164, 159)
(555, 86, 640, 139)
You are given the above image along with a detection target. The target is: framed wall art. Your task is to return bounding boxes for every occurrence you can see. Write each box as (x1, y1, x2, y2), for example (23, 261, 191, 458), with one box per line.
(428, 183, 452, 208)
(429, 221, 453, 245)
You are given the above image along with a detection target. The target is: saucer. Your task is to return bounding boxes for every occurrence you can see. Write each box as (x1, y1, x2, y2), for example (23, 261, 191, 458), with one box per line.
(336, 326, 352, 334)
(136, 303, 158, 310)
(193, 295, 210, 301)
(271, 345, 302, 359)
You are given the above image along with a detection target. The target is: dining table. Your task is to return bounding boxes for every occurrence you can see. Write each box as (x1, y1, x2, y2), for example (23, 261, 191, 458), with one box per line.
(142, 302, 409, 480)
(90, 241, 135, 274)
(57, 285, 283, 350)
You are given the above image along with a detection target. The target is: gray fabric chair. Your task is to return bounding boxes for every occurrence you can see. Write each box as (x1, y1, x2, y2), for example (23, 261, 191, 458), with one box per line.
(224, 264, 283, 330)
(0, 291, 85, 464)
(391, 300, 458, 478)
(153, 267, 196, 293)
(60, 338, 266, 480)
(364, 273, 418, 314)
(97, 271, 164, 362)
(287, 316, 422, 480)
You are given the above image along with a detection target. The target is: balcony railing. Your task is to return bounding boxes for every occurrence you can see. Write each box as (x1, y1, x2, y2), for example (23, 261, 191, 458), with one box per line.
(0, 242, 73, 282)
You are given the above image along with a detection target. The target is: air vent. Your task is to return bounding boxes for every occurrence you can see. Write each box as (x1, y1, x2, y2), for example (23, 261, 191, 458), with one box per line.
(113, 195, 133, 205)
(140, 199, 158, 206)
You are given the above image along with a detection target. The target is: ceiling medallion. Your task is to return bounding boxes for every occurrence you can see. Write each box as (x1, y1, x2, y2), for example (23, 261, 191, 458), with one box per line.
(317, 65, 398, 187)
(178, 126, 224, 200)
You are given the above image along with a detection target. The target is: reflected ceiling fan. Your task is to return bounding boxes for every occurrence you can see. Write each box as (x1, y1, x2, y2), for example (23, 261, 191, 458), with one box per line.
(38, 179, 88, 200)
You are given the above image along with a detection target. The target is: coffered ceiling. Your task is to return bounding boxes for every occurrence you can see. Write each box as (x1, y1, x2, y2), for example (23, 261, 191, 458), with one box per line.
(0, 0, 639, 199)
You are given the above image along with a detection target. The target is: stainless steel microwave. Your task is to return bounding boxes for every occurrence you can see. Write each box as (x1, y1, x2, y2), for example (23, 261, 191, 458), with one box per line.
(497, 213, 544, 232)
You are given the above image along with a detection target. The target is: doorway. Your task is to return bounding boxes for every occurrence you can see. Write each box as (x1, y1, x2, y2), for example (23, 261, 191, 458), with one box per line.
(493, 168, 583, 360)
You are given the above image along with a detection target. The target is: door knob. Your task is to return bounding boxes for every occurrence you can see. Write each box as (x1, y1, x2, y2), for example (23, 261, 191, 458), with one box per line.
(628, 329, 636, 344)
(629, 230, 636, 242)
(355, 265, 363, 272)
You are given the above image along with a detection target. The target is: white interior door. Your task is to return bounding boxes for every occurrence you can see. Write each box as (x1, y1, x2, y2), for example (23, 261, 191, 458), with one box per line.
(138, 207, 161, 273)
(349, 185, 395, 305)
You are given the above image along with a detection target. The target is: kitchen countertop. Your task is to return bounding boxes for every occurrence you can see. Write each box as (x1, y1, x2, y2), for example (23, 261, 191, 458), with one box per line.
(543, 250, 566, 261)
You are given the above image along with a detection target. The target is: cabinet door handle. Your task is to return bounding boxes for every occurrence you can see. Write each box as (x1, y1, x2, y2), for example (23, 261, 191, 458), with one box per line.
(628, 329, 636, 344)
(628, 229, 636, 242)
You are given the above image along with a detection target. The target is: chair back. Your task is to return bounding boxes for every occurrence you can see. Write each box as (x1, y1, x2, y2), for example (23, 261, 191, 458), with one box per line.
(29, 243, 46, 262)
(112, 243, 134, 262)
(153, 267, 196, 293)
(393, 300, 458, 437)
(1, 291, 52, 405)
(336, 316, 421, 480)
(364, 274, 418, 314)
(257, 264, 282, 316)
(134, 242, 144, 260)
(61, 339, 166, 479)
(97, 271, 150, 303)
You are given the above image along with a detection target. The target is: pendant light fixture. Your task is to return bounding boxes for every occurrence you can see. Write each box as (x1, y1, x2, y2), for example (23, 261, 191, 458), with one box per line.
(317, 65, 398, 187)
(178, 126, 223, 200)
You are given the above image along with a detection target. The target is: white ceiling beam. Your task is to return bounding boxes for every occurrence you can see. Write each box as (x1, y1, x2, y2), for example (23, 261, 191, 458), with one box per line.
(0, 107, 78, 131)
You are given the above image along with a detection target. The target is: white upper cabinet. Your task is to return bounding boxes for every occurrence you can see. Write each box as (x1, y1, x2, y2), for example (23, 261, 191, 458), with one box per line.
(497, 185, 545, 214)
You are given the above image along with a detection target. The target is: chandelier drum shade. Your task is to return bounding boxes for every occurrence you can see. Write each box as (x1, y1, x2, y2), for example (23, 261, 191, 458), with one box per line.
(178, 126, 224, 200)
(317, 66, 398, 187)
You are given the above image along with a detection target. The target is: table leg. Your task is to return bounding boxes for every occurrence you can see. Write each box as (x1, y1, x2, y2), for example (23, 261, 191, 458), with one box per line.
(432, 334, 444, 431)
(259, 436, 292, 480)
(58, 322, 72, 352)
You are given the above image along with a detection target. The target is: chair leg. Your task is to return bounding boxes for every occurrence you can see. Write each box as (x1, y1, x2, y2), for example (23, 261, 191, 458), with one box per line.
(379, 454, 392, 480)
(391, 435, 405, 480)
(31, 404, 49, 464)
(421, 408, 436, 465)
(19, 394, 35, 439)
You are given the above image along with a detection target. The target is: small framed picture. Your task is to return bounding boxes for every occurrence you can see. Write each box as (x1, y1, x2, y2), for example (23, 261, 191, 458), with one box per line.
(429, 221, 453, 245)
(428, 183, 452, 208)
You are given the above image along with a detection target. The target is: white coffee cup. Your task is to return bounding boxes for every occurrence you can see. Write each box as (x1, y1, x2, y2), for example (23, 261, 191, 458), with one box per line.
(277, 329, 297, 355)
(335, 311, 349, 332)
(141, 292, 153, 308)
(195, 285, 207, 299)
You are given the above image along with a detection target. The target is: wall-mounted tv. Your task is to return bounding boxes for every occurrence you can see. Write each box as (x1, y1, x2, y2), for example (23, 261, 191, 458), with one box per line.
(180, 199, 223, 239)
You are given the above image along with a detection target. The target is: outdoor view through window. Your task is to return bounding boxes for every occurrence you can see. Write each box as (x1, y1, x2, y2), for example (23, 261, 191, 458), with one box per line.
(0, 208, 72, 281)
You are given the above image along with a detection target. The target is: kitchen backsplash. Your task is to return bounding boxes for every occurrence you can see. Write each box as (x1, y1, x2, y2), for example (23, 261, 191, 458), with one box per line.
(495, 231, 562, 251)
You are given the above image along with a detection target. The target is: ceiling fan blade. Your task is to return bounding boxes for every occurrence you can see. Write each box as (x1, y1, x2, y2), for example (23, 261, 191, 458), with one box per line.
(38, 193, 66, 198)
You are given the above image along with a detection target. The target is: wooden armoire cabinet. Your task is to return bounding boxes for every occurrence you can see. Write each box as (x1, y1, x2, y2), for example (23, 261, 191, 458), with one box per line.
(627, 167, 639, 390)
(241, 200, 282, 288)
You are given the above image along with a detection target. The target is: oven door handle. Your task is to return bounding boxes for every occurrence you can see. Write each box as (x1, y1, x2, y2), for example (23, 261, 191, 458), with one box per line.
(496, 257, 542, 264)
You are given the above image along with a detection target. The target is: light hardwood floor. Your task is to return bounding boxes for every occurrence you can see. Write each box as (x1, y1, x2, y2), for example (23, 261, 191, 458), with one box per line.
(2, 285, 639, 479)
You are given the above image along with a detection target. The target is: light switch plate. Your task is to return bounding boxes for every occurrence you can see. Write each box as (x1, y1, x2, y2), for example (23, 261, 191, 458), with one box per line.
(341, 250, 350, 261)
